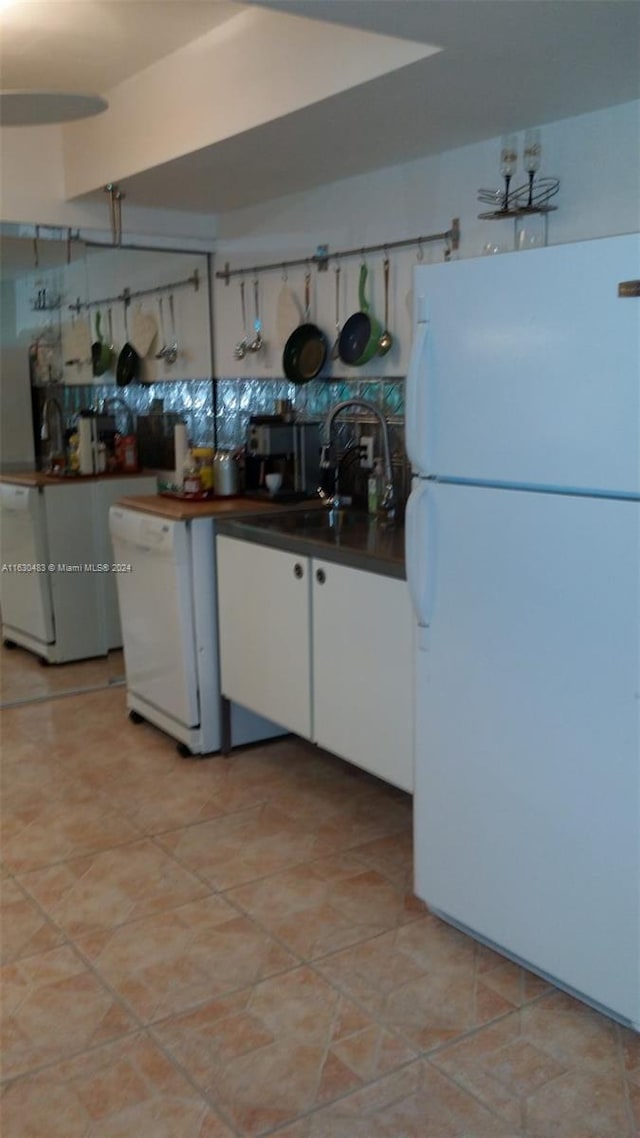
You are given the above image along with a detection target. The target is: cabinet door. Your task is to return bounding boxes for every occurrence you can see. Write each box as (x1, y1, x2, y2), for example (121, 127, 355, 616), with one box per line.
(217, 536, 312, 738)
(312, 559, 414, 791)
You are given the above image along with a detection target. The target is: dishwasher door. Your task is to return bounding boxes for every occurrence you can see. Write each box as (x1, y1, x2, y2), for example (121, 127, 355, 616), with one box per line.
(0, 484, 54, 644)
(109, 507, 199, 728)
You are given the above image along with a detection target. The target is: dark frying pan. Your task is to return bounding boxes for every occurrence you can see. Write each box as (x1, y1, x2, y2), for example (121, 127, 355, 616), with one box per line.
(282, 273, 327, 384)
(116, 304, 140, 387)
(91, 310, 112, 377)
(338, 262, 382, 366)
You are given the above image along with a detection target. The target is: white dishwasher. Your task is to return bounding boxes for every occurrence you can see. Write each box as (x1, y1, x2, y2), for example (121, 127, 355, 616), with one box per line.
(0, 482, 55, 649)
(109, 506, 282, 756)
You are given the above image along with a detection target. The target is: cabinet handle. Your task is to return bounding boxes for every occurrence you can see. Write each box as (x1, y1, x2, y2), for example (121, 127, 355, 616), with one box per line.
(316, 568, 326, 584)
(294, 562, 304, 579)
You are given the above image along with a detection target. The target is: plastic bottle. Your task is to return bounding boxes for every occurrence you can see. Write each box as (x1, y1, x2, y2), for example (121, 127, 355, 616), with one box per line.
(182, 448, 202, 496)
(115, 433, 138, 474)
(368, 457, 384, 515)
(68, 431, 80, 474)
(192, 446, 214, 492)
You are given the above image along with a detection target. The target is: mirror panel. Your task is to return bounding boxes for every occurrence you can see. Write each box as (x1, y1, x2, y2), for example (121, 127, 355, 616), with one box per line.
(0, 223, 213, 707)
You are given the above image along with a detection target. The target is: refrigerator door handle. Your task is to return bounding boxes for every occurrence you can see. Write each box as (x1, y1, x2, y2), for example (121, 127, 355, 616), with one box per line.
(405, 298, 430, 476)
(405, 480, 432, 651)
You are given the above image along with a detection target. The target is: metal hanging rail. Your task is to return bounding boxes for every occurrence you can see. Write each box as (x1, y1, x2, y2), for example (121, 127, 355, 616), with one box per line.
(68, 268, 200, 313)
(215, 219, 460, 284)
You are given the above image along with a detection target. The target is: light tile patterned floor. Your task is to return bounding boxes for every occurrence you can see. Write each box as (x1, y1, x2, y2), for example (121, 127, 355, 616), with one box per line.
(0, 642, 125, 707)
(1, 673, 637, 1137)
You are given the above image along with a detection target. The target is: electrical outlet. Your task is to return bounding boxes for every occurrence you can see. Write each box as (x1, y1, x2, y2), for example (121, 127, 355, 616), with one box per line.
(360, 436, 374, 469)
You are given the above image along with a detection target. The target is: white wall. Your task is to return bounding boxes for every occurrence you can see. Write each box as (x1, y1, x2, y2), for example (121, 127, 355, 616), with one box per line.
(0, 124, 218, 246)
(212, 101, 640, 378)
(3, 99, 638, 392)
(10, 247, 212, 387)
(59, 248, 212, 385)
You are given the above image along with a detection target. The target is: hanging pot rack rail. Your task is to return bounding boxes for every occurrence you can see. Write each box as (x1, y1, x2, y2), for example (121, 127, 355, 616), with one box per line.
(68, 268, 200, 313)
(216, 218, 460, 284)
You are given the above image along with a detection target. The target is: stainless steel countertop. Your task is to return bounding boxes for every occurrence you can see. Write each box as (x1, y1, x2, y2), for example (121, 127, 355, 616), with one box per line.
(216, 509, 406, 580)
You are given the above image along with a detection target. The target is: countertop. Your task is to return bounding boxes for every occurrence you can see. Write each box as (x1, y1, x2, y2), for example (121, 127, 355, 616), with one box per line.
(115, 493, 325, 522)
(0, 470, 156, 488)
(217, 509, 406, 579)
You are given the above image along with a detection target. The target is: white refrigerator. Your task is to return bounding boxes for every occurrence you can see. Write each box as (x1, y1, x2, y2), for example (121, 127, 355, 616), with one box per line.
(405, 233, 640, 1029)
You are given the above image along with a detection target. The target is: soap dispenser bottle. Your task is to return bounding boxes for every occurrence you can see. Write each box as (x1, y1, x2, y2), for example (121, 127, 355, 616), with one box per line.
(368, 457, 384, 515)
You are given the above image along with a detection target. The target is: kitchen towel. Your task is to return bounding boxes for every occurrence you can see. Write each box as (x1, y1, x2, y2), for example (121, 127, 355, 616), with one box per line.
(174, 423, 188, 486)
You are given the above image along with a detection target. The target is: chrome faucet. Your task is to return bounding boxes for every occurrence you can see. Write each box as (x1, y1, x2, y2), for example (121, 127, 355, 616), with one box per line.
(40, 394, 65, 470)
(323, 398, 396, 520)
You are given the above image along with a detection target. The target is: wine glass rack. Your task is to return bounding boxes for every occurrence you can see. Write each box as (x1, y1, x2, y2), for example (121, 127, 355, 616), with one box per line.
(477, 178, 559, 247)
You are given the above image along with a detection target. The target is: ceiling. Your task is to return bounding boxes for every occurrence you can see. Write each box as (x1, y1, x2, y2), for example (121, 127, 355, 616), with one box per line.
(0, 1, 242, 92)
(1, 0, 638, 214)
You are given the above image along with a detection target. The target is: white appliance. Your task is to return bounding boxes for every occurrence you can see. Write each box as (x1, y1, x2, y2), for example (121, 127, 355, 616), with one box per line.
(109, 506, 283, 755)
(0, 483, 55, 649)
(1, 480, 105, 663)
(405, 233, 640, 1029)
(0, 476, 157, 664)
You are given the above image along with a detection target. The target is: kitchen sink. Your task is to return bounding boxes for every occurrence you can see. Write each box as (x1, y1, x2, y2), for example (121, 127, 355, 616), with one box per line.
(217, 504, 405, 579)
(285, 507, 369, 529)
(259, 506, 392, 537)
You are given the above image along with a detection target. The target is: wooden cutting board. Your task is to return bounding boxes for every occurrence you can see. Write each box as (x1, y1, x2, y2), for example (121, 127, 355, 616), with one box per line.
(62, 317, 92, 363)
(130, 305, 158, 358)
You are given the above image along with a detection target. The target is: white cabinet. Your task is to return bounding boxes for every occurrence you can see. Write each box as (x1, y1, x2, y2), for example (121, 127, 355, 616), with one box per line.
(217, 536, 413, 791)
(312, 558, 413, 792)
(217, 537, 312, 738)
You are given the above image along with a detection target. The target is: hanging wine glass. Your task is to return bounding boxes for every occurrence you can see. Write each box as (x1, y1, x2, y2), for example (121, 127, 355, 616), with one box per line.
(523, 128, 542, 208)
(500, 134, 518, 211)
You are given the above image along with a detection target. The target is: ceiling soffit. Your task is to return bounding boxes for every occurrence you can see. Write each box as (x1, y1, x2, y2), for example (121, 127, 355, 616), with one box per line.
(62, 7, 438, 201)
(0, 1, 244, 92)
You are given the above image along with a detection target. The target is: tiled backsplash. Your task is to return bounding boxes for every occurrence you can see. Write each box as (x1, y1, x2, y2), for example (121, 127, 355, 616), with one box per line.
(216, 374, 404, 439)
(217, 375, 409, 503)
(45, 375, 404, 449)
(39, 379, 216, 446)
(37, 374, 409, 498)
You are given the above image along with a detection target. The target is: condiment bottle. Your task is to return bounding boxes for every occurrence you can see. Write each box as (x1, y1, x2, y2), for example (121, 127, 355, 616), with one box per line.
(192, 447, 214, 491)
(68, 431, 80, 473)
(182, 449, 202, 496)
(115, 433, 138, 474)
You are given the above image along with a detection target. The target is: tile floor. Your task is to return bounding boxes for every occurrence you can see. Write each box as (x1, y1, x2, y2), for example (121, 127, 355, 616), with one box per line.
(0, 643, 125, 708)
(1, 659, 638, 1137)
